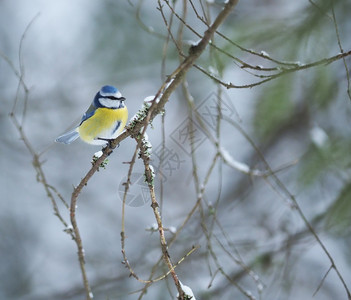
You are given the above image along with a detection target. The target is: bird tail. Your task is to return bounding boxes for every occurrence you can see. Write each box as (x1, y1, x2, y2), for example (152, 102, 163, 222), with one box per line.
(55, 129, 79, 144)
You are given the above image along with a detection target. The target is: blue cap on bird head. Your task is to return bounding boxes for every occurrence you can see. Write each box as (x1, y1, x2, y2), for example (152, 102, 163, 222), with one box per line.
(100, 85, 120, 97)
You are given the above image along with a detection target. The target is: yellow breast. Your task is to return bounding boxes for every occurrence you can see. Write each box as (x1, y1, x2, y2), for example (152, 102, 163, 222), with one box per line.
(78, 107, 128, 144)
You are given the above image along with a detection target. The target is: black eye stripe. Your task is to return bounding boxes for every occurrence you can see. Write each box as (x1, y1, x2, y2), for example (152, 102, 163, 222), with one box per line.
(106, 96, 126, 101)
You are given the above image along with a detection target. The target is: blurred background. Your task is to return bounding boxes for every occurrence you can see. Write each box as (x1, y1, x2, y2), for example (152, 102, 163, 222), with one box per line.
(1, 0, 351, 299)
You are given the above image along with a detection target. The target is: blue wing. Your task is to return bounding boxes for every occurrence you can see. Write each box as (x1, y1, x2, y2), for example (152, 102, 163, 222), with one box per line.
(80, 103, 96, 125)
(112, 121, 121, 135)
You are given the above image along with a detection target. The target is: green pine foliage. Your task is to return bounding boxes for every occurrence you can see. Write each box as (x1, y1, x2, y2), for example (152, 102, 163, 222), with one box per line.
(253, 76, 294, 140)
(326, 183, 351, 236)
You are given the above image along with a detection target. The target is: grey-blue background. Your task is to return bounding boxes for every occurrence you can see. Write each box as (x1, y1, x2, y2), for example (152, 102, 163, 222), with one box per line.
(1, 1, 351, 299)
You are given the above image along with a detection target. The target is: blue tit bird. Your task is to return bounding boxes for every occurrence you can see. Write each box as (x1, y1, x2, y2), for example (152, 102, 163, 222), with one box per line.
(55, 85, 128, 146)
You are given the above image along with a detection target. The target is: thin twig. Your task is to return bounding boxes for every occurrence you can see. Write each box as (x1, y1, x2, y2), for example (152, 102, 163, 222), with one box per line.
(313, 265, 333, 297)
(331, 4, 351, 101)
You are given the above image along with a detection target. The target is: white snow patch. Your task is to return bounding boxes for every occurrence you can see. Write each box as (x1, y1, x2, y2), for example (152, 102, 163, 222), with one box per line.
(144, 95, 156, 103)
(310, 126, 328, 147)
(260, 50, 270, 57)
(220, 148, 250, 173)
(93, 150, 103, 158)
(178, 281, 196, 299)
